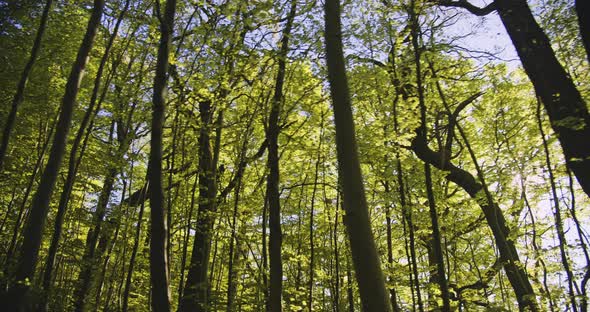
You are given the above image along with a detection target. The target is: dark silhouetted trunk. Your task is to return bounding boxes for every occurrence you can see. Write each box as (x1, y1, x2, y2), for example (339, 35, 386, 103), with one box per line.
(266, 1, 297, 311)
(324, 0, 392, 310)
(148, 0, 176, 310)
(437, 0, 590, 197)
(575, 0, 590, 62)
(495, 0, 590, 197)
(122, 187, 147, 312)
(73, 163, 117, 311)
(411, 120, 539, 310)
(1, 1, 104, 310)
(179, 100, 218, 312)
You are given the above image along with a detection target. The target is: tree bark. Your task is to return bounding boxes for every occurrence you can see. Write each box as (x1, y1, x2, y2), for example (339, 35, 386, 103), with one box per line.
(1, 1, 104, 310)
(0, 0, 53, 170)
(73, 164, 118, 312)
(179, 100, 218, 312)
(148, 0, 176, 310)
(324, 0, 392, 310)
(266, 1, 297, 311)
(575, 0, 590, 63)
(494, 0, 590, 197)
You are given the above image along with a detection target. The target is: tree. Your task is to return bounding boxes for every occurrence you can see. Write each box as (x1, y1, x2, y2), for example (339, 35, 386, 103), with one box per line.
(1, 1, 105, 309)
(0, 0, 52, 170)
(324, 0, 392, 310)
(0, 0, 587, 311)
(265, 1, 297, 311)
(148, 0, 176, 311)
(433, 0, 590, 199)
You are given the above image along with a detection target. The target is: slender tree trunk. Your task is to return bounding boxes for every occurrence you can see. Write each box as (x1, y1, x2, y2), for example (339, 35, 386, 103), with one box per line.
(40, 4, 129, 306)
(567, 168, 590, 312)
(345, 240, 355, 312)
(122, 187, 147, 312)
(1, 1, 104, 310)
(324, 0, 392, 310)
(333, 191, 341, 312)
(408, 4, 451, 309)
(226, 177, 243, 312)
(456, 120, 539, 311)
(536, 100, 579, 311)
(308, 123, 323, 312)
(178, 174, 198, 303)
(226, 132, 251, 312)
(148, 0, 176, 310)
(423, 163, 450, 311)
(0, 0, 53, 169)
(384, 182, 402, 312)
(2, 108, 57, 272)
(73, 164, 118, 311)
(522, 184, 556, 311)
(95, 177, 128, 310)
(262, 191, 269, 311)
(266, 1, 297, 311)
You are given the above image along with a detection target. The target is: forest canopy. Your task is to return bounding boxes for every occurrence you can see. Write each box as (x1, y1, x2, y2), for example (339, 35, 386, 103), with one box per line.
(0, 0, 589, 311)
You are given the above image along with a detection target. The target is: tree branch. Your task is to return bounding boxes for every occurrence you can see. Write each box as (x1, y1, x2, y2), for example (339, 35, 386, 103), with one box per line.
(433, 0, 497, 16)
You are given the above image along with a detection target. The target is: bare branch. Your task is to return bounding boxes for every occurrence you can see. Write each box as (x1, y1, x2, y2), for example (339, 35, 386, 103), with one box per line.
(433, 0, 497, 16)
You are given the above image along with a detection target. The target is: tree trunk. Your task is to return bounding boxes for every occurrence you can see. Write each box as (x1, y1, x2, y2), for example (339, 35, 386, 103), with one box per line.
(148, 0, 176, 310)
(0, 0, 53, 170)
(308, 124, 322, 312)
(536, 101, 579, 311)
(226, 177, 243, 312)
(495, 0, 590, 197)
(266, 1, 297, 311)
(2, 108, 56, 273)
(39, 3, 129, 306)
(1, 1, 105, 310)
(179, 100, 218, 312)
(73, 164, 118, 312)
(122, 188, 147, 312)
(324, 0, 392, 310)
(178, 174, 198, 303)
(408, 3, 451, 309)
(383, 182, 402, 312)
(575, 0, 590, 62)
(411, 127, 538, 311)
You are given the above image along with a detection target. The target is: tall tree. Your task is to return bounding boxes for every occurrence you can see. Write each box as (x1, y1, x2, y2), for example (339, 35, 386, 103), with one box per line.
(179, 99, 218, 312)
(148, 0, 176, 311)
(0, 0, 52, 170)
(408, 3, 450, 310)
(39, 3, 130, 308)
(1, 1, 105, 309)
(265, 1, 297, 311)
(324, 0, 392, 311)
(433, 0, 590, 198)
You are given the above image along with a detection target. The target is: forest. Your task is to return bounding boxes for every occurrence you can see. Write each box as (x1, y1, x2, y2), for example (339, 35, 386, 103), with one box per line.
(0, 0, 588, 311)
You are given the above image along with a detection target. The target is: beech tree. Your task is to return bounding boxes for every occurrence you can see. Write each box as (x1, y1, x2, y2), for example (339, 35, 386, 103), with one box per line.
(0, 0, 588, 311)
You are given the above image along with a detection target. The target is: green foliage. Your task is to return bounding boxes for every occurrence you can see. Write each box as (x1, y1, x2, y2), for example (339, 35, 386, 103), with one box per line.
(0, 0, 589, 311)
